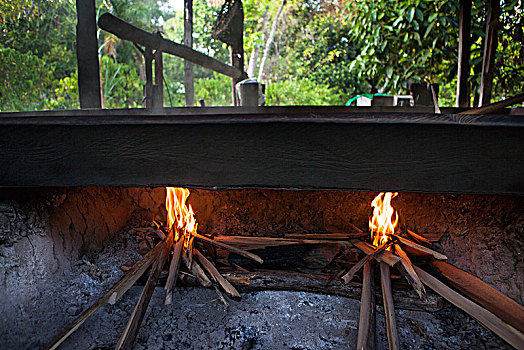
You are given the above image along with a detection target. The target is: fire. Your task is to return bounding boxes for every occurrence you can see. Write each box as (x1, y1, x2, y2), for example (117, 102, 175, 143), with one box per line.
(369, 192, 399, 246)
(165, 187, 197, 246)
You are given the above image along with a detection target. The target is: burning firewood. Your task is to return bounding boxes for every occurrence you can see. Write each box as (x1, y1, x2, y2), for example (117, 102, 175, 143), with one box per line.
(341, 240, 393, 283)
(351, 240, 402, 267)
(192, 232, 264, 263)
(392, 234, 447, 260)
(164, 237, 184, 305)
(195, 248, 241, 301)
(394, 244, 427, 301)
(380, 263, 400, 350)
(116, 229, 173, 350)
(356, 261, 376, 350)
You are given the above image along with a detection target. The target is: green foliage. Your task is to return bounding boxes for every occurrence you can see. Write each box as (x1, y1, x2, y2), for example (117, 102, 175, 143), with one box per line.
(99, 55, 142, 108)
(0, 47, 53, 111)
(194, 73, 231, 106)
(266, 78, 343, 106)
(42, 71, 80, 110)
(345, 0, 459, 94)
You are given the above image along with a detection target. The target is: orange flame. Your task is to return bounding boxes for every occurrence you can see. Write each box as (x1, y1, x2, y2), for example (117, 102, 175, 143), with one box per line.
(369, 192, 398, 246)
(165, 187, 197, 246)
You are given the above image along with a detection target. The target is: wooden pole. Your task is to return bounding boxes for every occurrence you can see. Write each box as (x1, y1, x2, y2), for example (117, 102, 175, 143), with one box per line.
(230, 1, 245, 106)
(380, 263, 400, 350)
(184, 0, 194, 106)
(479, 0, 500, 106)
(415, 265, 524, 349)
(153, 49, 164, 108)
(356, 261, 376, 350)
(144, 48, 153, 108)
(76, 0, 101, 108)
(459, 92, 524, 115)
(98, 13, 244, 79)
(456, 0, 472, 107)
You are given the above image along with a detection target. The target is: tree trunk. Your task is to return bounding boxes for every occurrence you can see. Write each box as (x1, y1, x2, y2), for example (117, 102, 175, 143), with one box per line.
(257, 0, 287, 81)
(247, 8, 269, 78)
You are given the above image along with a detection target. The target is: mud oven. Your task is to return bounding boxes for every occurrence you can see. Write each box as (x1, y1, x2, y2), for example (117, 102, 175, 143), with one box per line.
(0, 106, 523, 349)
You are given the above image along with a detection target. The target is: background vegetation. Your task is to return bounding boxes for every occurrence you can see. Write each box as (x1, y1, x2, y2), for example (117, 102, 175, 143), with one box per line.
(0, 0, 522, 111)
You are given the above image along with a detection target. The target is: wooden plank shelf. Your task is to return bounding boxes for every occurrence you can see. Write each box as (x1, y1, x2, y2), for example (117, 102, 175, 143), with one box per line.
(0, 107, 522, 194)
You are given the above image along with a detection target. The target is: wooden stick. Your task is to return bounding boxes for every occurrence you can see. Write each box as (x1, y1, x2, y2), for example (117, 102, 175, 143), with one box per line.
(342, 241, 390, 283)
(284, 232, 368, 239)
(406, 229, 432, 244)
(195, 248, 241, 301)
(154, 228, 166, 241)
(393, 234, 447, 260)
(459, 92, 524, 115)
(45, 243, 162, 350)
(192, 232, 263, 264)
(356, 261, 376, 350)
(115, 230, 173, 350)
(351, 240, 402, 267)
(414, 265, 524, 349)
(394, 244, 426, 301)
(213, 285, 229, 307)
(182, 253, 212, 287)
(213, 234, 351, 248)
(430, 260, 524, 334)
(164, 237, 184, 305)
(186, 234, 195, 269)
(380, 263, 400, 350)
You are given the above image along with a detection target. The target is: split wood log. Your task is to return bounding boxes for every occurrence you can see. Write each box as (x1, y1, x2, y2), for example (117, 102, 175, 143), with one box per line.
(414, 265, 524, 350)
(154, 228, 166, 240)
(393, 235, 447, 260)
(394, 244, 426, 301)
(284, 232, 368, 240)
(406, 229, 432, 244)
(342, 241, 391, 283)
(182, 253, 212, 287)
(115, 230, 173, 350)
(356, 261, 376, 350)
(186, 235, 195, 268)
(351, 240, 402, 267)
(213, 234, 352, 248)
(430, 260, 524, 334)
(164, 237, 185, 305)
(45, 242, 163, 350)
(380, 263, 400, 350)
(192, 232, 263, 263)
(195, 248, 241, 301)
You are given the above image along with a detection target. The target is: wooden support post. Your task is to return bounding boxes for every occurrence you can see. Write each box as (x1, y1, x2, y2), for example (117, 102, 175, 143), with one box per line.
(184, 0, 194, 106)
(143, 48, 153, 108)
(456, 0, 472, 107)
(356, 261, 376, 350)
(153, 49, 164, 108)
(479, 0, 500, 106)
(76, 0, 101, 108)
(380, 263, 400, 350)
(230, 1, 245, 106)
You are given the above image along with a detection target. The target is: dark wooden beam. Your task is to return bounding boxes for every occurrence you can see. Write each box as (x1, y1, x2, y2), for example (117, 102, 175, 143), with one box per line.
(479, 0, 500, 106)
(184, 0, 194, 106)
(98, 13, 243, 79)
(0, 108, 522, 194)
(76, 0, 101, 108)
(456, 0, 472, 107)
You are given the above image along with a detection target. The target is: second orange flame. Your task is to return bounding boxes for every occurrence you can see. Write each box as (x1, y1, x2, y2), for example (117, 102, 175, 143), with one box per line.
(369, 192, 399, 247)
(166, 187, 197, 246)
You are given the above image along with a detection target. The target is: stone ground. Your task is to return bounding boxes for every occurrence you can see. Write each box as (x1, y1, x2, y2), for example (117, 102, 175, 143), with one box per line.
(0, 226, 511, 350)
